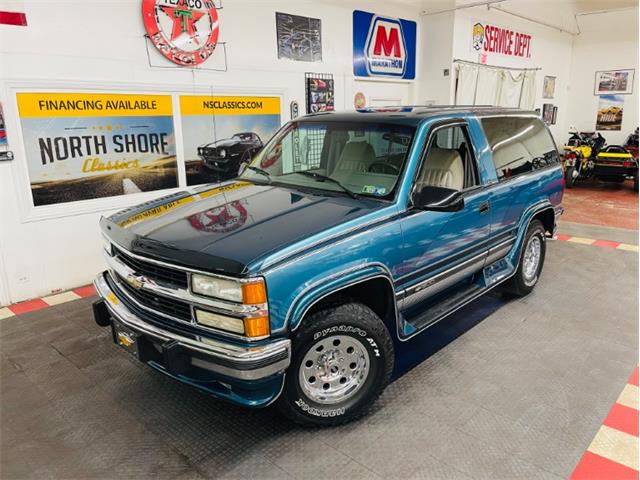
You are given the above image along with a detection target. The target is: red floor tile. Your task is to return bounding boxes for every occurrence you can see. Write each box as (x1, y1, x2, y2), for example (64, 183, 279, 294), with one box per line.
(557, 234, 572, 241)
(629, 367, 639, 387)
(592, 239, 621, 249)
(8, 298, 49, 315)
(571, 451, 639, 480)
(603, 403, 639, 437)
(73, 285, 96, 298)
(562, 179, 638, 230)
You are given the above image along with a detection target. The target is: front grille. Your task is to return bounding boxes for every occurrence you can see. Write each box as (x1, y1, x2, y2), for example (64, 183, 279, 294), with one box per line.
(115, 247, 188, 288)
(117, 274, 192, 322)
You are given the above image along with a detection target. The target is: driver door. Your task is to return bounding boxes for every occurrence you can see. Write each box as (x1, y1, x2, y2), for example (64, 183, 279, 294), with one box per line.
(397, 121, 491, 315)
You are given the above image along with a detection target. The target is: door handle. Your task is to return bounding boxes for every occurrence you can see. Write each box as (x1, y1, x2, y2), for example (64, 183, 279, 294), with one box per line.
(479, 201, 490, 214)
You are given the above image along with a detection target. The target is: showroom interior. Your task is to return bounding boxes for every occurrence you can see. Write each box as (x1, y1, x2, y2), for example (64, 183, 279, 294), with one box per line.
(0, 0, 639, 478)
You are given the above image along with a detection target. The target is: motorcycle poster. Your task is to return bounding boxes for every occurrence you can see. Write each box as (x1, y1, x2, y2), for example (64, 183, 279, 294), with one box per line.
(179, 95, 282, 186)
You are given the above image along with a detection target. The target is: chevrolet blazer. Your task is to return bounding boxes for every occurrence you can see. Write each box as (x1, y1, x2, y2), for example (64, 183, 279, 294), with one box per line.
(93, 106, 564, 426)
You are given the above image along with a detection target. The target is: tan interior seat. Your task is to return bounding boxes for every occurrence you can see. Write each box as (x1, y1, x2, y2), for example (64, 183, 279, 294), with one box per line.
(417, 147, 465, 191)
(335, 141, 375, 172)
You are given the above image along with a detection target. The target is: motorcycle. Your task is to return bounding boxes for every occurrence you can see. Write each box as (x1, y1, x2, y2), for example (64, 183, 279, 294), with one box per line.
(562, 130, 606, 188)
(562, 129, 638, 191)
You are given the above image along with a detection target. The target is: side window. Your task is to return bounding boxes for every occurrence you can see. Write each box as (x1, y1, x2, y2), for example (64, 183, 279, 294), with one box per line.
(416, 124, 479, 193)
(481, 116, 559, 181)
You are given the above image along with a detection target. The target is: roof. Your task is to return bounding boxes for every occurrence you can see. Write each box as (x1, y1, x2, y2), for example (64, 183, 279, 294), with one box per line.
(298, 106, 538, 127)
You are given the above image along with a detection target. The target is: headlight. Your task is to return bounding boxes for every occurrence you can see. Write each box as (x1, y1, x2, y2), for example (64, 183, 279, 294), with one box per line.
(219, 148, 227, 158)
(191, 274, 267, 305)
(102, 235, 112, 256)
(192, 274, 242, 302)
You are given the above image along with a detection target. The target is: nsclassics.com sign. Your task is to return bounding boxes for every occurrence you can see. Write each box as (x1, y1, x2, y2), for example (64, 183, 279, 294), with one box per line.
(353, 10, 416, 80)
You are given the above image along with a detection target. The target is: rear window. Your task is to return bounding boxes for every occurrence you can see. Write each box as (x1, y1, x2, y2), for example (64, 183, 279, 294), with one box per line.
(480, 116, 559, 181)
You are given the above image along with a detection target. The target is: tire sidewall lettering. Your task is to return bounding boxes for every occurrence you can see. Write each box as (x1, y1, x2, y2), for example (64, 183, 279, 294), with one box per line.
(313, 324, 368, 341)
(295, 398, 346, 417)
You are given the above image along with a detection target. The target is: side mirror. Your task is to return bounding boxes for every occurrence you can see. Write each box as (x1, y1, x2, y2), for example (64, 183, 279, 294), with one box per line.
(412, 186, 465, 212)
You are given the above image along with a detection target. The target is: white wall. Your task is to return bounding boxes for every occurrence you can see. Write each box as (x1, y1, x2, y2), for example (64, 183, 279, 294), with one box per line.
(564, 8, 639, 145)
(0, 0, 422, 304)
(450, 6, 574, 143)
(418, 10, 456, 105)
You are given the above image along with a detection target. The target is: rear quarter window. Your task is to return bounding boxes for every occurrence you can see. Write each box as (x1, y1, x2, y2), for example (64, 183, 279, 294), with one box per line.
(480, 116, 559, 181)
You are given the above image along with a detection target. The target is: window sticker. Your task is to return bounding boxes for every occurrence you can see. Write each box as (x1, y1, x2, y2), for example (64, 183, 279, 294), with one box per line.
(362, 185, 387, 196)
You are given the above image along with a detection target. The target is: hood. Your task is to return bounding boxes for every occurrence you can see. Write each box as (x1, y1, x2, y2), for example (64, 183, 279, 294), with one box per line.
(103, 180, 386, 276)
(202, 138, 244, 148)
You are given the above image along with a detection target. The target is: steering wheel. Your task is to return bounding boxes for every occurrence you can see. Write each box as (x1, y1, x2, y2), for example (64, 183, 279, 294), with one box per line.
(368, 162, 400, 175)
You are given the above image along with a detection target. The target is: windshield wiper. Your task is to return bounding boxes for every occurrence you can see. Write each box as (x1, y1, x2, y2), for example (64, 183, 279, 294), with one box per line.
(294, 171, 360, 199)
(244, 165, 272, 183)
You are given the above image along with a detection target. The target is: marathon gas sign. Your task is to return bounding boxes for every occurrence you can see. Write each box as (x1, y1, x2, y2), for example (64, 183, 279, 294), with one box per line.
(353, 10, 416, 80)
(472, 22, 532, 59)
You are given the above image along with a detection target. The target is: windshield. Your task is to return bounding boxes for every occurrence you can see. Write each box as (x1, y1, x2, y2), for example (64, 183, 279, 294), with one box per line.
(239, 121, 415, 199)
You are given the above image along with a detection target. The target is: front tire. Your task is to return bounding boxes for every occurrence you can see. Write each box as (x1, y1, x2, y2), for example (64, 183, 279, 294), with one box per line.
(505, 220, 546, 296)
(277, 301, 393, 427)
(565, 165, 576, 188)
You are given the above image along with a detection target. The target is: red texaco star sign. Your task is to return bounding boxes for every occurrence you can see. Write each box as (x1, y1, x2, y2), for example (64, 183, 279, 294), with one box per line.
(142, 0, 220, 67)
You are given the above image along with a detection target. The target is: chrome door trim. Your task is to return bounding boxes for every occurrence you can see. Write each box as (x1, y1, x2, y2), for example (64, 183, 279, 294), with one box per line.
(399, 251, 487, 310)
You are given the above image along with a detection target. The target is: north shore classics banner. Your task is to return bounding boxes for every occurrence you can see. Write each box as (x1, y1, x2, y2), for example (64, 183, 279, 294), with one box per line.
(17, 92, 178, 206)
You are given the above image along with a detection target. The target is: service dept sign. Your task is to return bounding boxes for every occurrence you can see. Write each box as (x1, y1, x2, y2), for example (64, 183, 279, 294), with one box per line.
(353, 10, 416, 80)
(142, 0, 220, 67)
(471, 21, 532, 59)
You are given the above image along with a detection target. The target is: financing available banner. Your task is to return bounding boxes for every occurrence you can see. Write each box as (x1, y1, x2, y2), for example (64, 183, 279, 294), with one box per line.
(179, 95, 281, 186)
(17, 92, 178, 206)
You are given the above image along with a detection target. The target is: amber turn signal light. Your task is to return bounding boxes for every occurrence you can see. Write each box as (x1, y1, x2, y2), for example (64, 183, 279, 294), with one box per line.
(244, 316, 270, 338)
(242, 280, 267, 305)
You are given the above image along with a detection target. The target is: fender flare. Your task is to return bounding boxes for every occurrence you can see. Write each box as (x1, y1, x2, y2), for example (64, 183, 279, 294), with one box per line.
(509, 202, 555, 265)
(285, 263, 396, 332)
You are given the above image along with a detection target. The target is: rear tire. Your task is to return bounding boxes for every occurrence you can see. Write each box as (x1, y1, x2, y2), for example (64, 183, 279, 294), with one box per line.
(505, 220, 546, 296)
(277, 301, 393, 427)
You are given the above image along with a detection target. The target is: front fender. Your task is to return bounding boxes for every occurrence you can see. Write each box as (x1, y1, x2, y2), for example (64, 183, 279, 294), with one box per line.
(285, 263, 394, 332)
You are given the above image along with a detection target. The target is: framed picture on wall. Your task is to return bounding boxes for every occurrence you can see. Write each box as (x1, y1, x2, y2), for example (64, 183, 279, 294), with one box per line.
(542, 76, 556, 99)
(542, 103, 554, 125)
(305, 72, 334, 114)
(551, 106, 558, 125)
(594, 69, 635, 95)
(276, 12, 322, 62)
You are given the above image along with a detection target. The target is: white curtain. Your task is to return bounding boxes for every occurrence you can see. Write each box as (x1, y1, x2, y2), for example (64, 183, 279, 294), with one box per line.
(454, 63, 479, 105)
(455, 62, 537, 109)
(519, 70, 536, 109)
(476, 68, 502, 105)
(497, 70, 524, 107)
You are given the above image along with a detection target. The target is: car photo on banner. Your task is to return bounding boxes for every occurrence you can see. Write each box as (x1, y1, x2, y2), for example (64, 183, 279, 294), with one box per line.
(179, 95, 282, 185)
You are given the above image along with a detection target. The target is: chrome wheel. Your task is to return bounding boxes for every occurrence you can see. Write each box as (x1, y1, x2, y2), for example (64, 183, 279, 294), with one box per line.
(298, 335, 370, 405)
(523, 235, 542, 285)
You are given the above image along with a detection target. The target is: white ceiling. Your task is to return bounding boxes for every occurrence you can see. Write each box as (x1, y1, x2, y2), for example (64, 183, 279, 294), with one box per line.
(410, 0, 638, 15)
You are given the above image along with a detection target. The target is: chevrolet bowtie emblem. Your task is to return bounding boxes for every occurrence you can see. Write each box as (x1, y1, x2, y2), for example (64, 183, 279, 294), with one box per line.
(126, 274, 145, 290)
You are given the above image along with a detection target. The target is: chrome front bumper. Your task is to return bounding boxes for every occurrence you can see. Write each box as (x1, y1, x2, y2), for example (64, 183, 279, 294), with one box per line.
(94, 273, 291, 381)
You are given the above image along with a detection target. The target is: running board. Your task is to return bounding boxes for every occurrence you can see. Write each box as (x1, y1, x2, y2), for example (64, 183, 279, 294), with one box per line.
(401, 282, 485, 337)
(399, 256, 516, 339)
